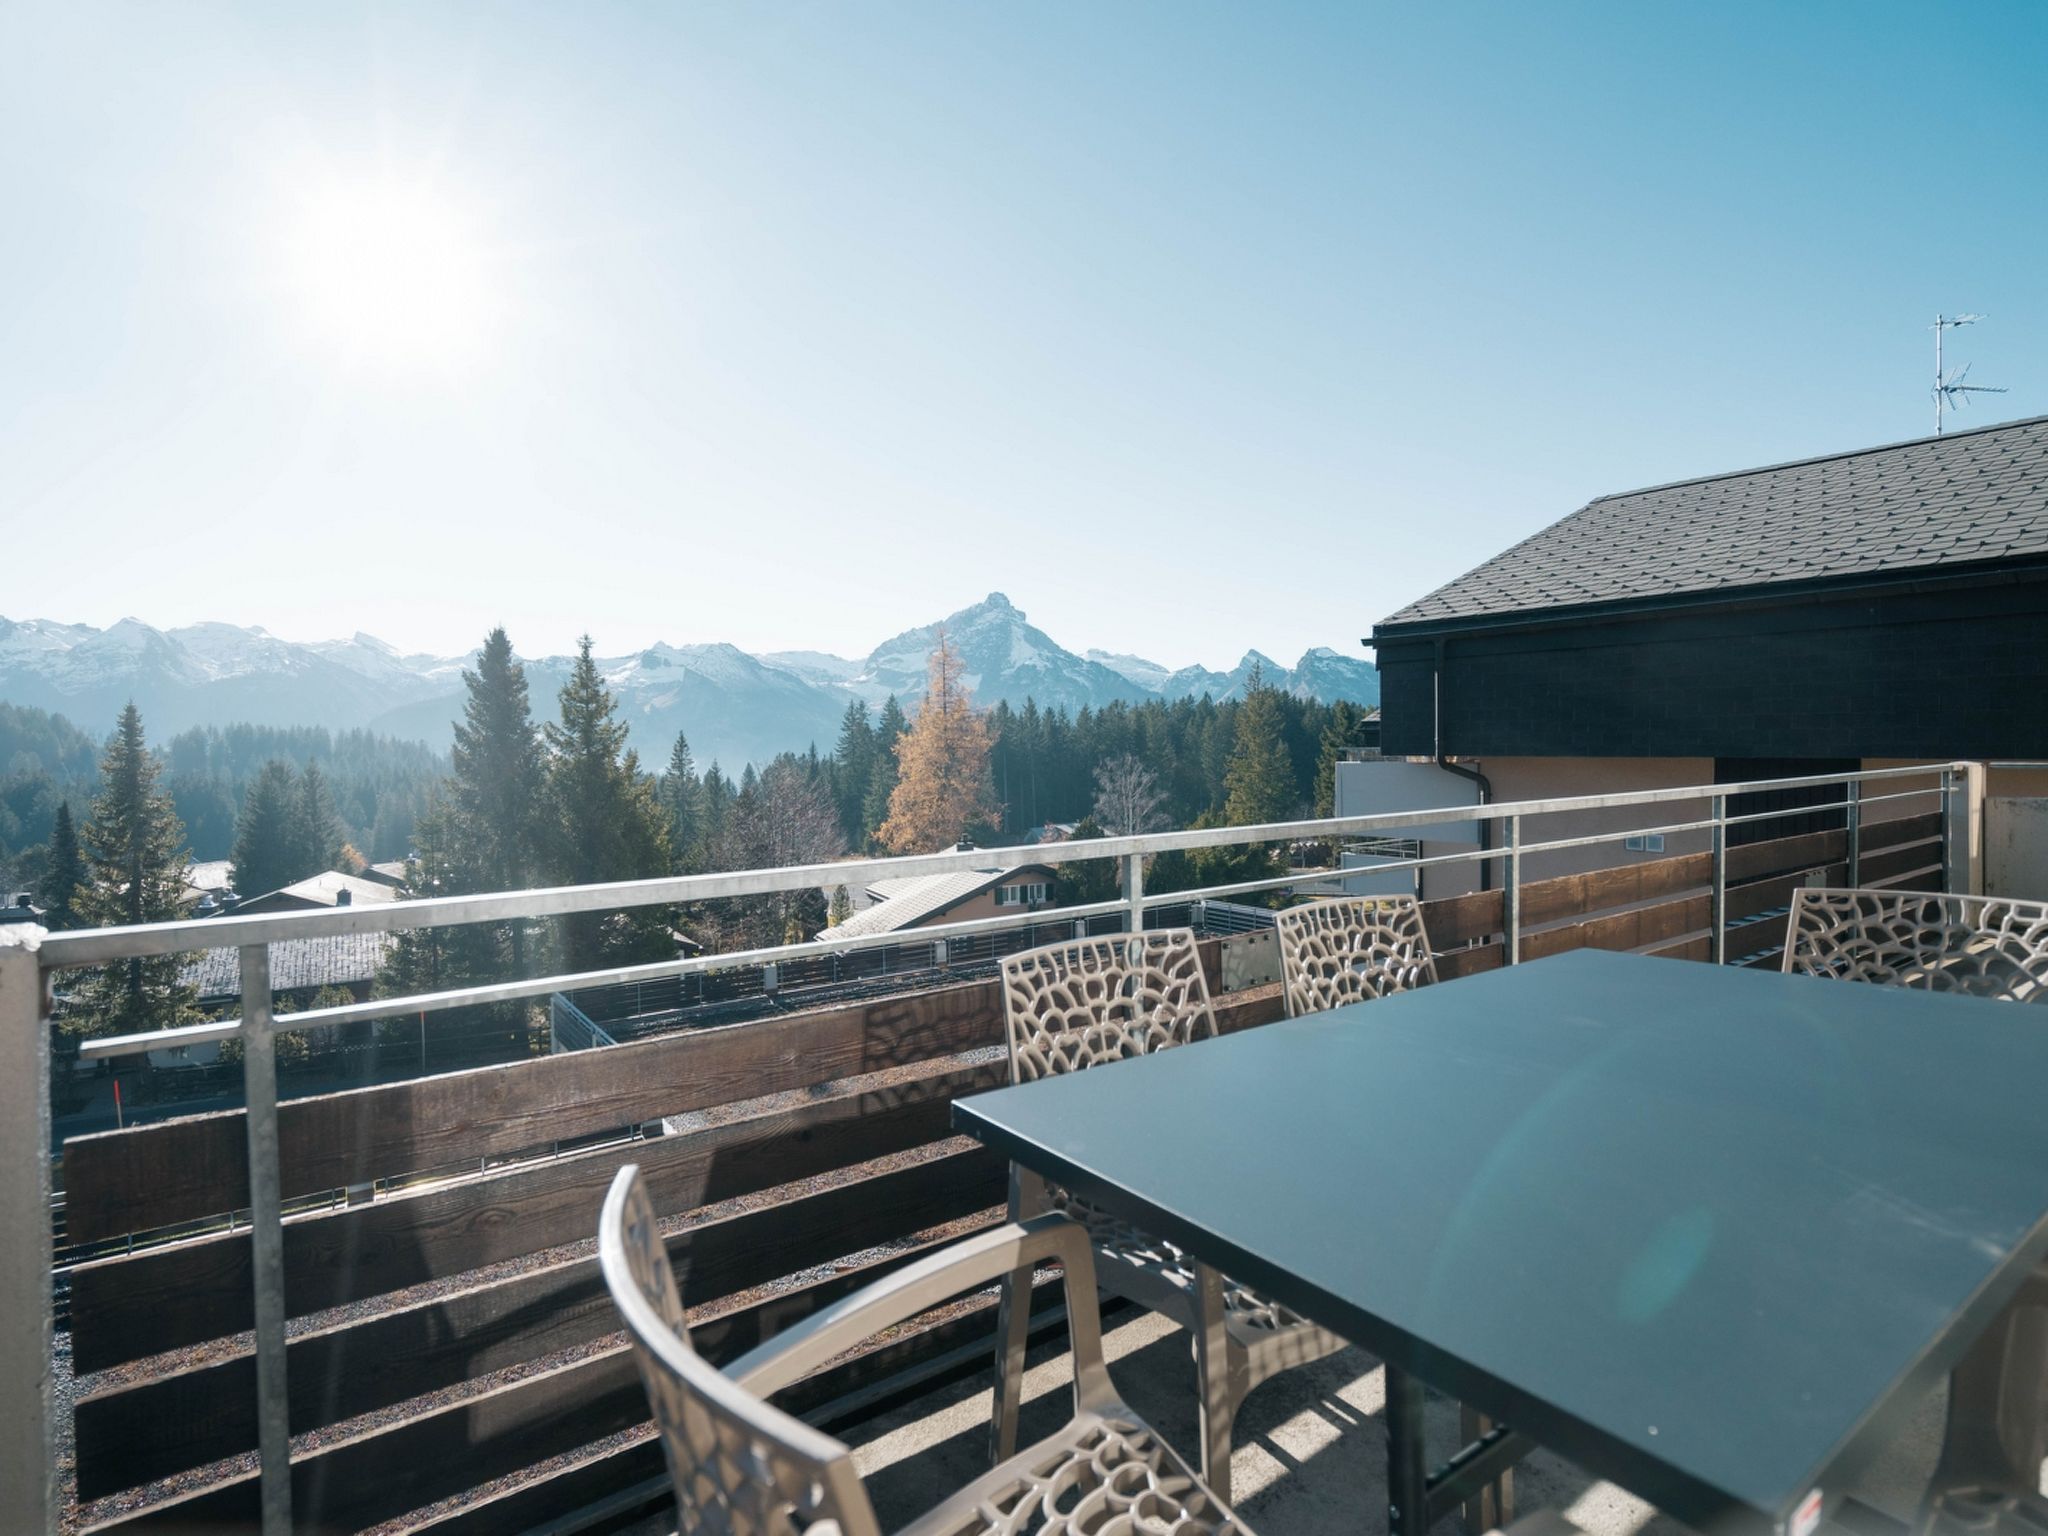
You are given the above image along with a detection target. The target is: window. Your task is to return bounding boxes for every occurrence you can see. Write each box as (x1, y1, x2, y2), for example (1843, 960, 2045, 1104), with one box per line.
(1623, 833, 1666, 854)
(996, 882, 1049, 907)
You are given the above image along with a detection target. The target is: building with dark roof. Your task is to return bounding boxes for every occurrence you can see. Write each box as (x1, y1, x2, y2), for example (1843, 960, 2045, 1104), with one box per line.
(1374, 414, 2048, 762)
(1363, 416, 2048, 896)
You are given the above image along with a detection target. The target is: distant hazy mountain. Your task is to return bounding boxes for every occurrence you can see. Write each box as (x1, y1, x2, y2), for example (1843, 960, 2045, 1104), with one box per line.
(0, 598, 1377, 771)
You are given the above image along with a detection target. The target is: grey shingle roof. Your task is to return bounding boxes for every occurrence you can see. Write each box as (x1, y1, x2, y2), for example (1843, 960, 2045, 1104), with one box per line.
(1377, 415, 2048, 631)
(181, 933, 395, 1000)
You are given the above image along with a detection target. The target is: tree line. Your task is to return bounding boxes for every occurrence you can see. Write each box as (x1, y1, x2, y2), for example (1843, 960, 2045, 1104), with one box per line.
(0, 702, 442, 897)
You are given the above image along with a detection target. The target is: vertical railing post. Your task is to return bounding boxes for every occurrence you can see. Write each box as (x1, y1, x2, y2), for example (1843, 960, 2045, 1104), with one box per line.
(0, 926, 53, 1535)
(240, 944, 293, 1536)
(1502, 815, 1522, 964)
(1845, 777, 1862, 888)
(1124, 852, 1145, 936)
(1943, 762, 1987, 896)
(1940, 767, 1954, 892)
(1710, 794, 1728, 966)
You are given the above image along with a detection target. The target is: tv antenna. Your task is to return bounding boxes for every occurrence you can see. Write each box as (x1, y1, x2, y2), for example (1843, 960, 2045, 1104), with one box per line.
(1931, 313, 2006, 435)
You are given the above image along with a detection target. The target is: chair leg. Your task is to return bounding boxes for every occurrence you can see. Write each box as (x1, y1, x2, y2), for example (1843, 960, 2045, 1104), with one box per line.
(989, 1167, 1048, 1467)
(1460, 1403, 1515, 1531)
(1193, 1261, 1236, 1504)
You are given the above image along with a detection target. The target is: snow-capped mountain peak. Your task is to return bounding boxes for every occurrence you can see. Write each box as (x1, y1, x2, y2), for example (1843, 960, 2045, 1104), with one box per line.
(0, 602, 1378, 772)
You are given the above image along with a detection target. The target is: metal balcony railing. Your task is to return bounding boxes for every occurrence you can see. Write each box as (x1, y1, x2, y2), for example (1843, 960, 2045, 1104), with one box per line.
(0, 761, 1979, 1534)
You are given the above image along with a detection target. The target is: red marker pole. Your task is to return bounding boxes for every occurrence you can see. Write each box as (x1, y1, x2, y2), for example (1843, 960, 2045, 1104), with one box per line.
(112, 1075, 123, 1131)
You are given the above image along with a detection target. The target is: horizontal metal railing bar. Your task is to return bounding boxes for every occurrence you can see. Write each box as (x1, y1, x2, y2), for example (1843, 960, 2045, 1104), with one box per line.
(38, 764, 1962, 968)
(77, 896, 1140, 1058)
(78, 818, 1929, 1062)
(75, 781, 1957, 1059)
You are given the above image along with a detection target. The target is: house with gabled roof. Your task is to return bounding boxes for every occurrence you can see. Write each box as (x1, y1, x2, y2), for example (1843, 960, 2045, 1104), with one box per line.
(1362, 415, 2048, 896)
(821, 863, 1060, 941)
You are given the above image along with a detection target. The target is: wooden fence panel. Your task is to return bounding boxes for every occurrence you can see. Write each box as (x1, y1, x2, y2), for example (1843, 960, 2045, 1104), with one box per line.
(88, 1265, 1065, 1536)
(71, 1058, 999, 1372)
(1420, 888, 1504, 946)
(65, 981, 1010, 1243)
(75, 1147, 1003, 1500)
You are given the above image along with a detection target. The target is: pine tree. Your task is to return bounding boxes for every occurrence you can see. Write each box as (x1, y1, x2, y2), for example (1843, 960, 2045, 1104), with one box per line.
(1223, 664, 1296, 826)
(878, 631, 999, 853)
(290, 759, 344, 876)
(542, 637, 674, 972)
(38, 801, 84, 929)
(660, 730, 701, 871)
(445, 628, 544, 894)
(861, 696, 908, 846)
(1313, 701, 1366, 818)
(699, 762, 731, 854)
(230, 760, 300, 899)
(828, 884, 852, 927)
(831, 701, 875, 846)
(377, 628, 545, 1055)
(73, 705, 198, 1038)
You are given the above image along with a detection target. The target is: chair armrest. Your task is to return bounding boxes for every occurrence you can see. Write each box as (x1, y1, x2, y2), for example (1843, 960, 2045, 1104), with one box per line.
(726, 1212, 1111, 1406)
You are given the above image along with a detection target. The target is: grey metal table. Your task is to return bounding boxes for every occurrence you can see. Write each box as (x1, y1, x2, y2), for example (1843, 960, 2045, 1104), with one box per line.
(954, 949, 2048, 1536)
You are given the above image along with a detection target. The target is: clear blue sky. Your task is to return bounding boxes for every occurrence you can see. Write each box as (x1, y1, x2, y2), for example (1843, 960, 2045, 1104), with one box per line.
(3, 3, 2043, 667)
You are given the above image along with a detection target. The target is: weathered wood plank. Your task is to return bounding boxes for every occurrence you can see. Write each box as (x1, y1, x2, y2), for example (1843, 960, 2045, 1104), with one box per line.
(1435, 943, 1504, 981)
(87, 1264, 1062, 1536)
(1421, 889, 1504, 947)
(1862, 811, 1942, 853)
(1519, 852, 1711, 930)
(74, 1146, 1004, 1496)
(1213, 984, 1285, 1036)
(66, 980, 1009, 1243)
(1520, 894, 1711, 963)
(1860, 839, 1943, 886)
(1726, 827, 1846, 882)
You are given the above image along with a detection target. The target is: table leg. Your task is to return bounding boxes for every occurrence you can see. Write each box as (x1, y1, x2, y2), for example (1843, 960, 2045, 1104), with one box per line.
(1387, 1363, 1429, 1536)
(1917, 1266, 2048, 1535)
(990, 1166, 1049, 1467)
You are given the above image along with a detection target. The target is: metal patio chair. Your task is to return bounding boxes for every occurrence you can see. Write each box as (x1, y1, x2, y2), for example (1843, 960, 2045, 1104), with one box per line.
(992, 929, 1345, 1501)
(1784, 888, 2048, 1002)
(599, 1165, 1250, 1536)
(1273, 896, 1439, 1018)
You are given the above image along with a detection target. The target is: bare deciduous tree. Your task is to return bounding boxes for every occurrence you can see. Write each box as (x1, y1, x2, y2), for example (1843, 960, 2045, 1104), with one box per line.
(1091, 753, 1169, 837)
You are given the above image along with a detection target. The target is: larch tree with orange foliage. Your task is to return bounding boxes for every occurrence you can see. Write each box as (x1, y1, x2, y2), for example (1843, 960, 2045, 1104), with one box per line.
(877, 629, 1000, 852)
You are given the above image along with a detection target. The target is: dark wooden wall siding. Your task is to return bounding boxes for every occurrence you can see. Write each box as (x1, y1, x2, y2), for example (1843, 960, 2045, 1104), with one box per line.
(1376, 573, 2048, 760)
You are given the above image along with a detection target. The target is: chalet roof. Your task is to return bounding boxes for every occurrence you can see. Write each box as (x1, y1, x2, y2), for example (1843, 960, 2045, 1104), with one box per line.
(181, 932, 395, 999)
(1377, 414, 2048, 632)
(184, 859, 235, 894)
(827, 865, 1053, 940)
(249, 871, 401, 909)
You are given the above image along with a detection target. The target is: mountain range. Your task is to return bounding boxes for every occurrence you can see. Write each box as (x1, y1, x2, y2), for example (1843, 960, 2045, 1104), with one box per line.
(0, 594, 1378, 772)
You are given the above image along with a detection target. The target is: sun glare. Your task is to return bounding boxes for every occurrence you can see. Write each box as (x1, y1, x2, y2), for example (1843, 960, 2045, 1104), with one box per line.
(283, 175, 497, 377)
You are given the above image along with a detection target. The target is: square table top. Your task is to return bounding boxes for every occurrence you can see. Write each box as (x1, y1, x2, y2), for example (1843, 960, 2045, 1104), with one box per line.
(953, 948, 2048, 1535)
